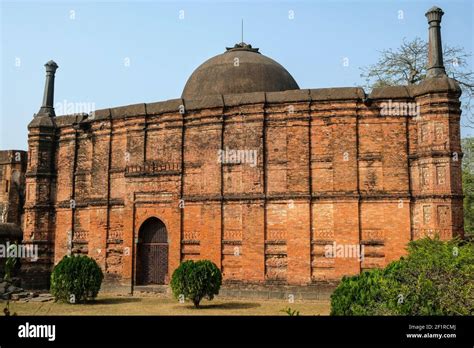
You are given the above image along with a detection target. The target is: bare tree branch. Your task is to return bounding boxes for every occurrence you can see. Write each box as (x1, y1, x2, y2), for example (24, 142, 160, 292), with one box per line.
(360, 37, 474, 125)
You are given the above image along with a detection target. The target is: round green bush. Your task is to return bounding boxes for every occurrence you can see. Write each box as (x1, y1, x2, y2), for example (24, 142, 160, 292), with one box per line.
(330, 268, 401, 316)
(170, 260, 222, 308)
(50, 255, 104, 304)
(330, 237, 474, 315)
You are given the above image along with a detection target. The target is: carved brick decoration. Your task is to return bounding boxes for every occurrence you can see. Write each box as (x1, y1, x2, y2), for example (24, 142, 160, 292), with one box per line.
(423, 205, 432, 224)
(421, 166, 430, 188)
(421, 123, 430, 144)
(437, 205, 450, 227)
(436, 165, 446, 185)
(435, 123, 445, 142)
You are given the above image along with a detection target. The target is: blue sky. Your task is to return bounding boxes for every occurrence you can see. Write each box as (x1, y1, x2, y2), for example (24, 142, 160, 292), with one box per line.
(1, 0, 473, 150)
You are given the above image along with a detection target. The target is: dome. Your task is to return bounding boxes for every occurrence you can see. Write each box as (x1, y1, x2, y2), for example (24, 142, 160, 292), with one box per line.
(182, 43, 299, 99)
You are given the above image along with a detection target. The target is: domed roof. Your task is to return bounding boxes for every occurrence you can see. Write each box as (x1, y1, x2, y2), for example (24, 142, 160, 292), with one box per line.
(182, 43, 299, 99)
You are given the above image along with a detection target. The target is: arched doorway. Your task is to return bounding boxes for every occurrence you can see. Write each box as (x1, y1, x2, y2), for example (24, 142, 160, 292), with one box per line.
(136, 217, 168, 285)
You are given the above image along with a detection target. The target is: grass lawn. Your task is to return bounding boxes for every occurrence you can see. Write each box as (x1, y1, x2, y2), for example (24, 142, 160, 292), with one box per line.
(5, 293, 330, 316)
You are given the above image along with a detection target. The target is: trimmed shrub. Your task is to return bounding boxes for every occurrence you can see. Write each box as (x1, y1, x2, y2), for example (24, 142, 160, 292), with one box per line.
(330, 237, 474, 315)
(170, 260, 222, 308)
(50, 255, 104, 304)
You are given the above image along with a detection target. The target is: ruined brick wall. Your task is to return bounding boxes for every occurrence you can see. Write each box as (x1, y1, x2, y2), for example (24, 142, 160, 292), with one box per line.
(22, 76, 463, 289)
(0, 150, 27, 226)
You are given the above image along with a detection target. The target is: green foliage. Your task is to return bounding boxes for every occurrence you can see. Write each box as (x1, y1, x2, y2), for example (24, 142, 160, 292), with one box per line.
(462, 137, 474, 236)
(463, 170, 474, 235)
(3, 243, 18, 281)
(330, 267, 401, 316)
(280, 307, 300, 316)
(50, 255, 104, 304)
(330, 237, 474, 315)
(170, 260, 222, 308)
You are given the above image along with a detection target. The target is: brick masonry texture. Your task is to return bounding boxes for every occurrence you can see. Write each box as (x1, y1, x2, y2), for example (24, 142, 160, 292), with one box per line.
(17, 77, 464, 289)
(0, 150, 27, 227)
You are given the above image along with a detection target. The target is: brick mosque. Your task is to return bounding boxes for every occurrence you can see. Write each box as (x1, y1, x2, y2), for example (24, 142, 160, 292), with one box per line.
(0, 6, 464, 291)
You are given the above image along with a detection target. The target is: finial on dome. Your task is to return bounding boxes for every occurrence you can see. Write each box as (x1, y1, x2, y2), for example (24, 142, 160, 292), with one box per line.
(225, 42, 260, 53)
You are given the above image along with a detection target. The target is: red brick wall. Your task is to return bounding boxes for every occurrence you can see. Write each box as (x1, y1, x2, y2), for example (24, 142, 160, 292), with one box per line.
(21, 78, 463, 288)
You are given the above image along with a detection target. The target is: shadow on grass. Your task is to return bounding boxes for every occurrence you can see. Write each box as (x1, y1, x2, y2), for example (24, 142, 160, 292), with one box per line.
(179, 302, 261, 310)
(91, 297, 142, 305)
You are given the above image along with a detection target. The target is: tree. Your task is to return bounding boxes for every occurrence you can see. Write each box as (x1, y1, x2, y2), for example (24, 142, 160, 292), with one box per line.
(170, 260, 222, 308)
(360, 38, 474, 126)
(462, 138, 474, 236)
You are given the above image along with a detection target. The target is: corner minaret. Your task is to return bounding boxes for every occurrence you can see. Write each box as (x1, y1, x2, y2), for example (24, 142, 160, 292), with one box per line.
(36, 60, 58, 117)
(409, 7, 464, 242)
(22, 60, 59, 289)
(425, 6, 446, 78)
